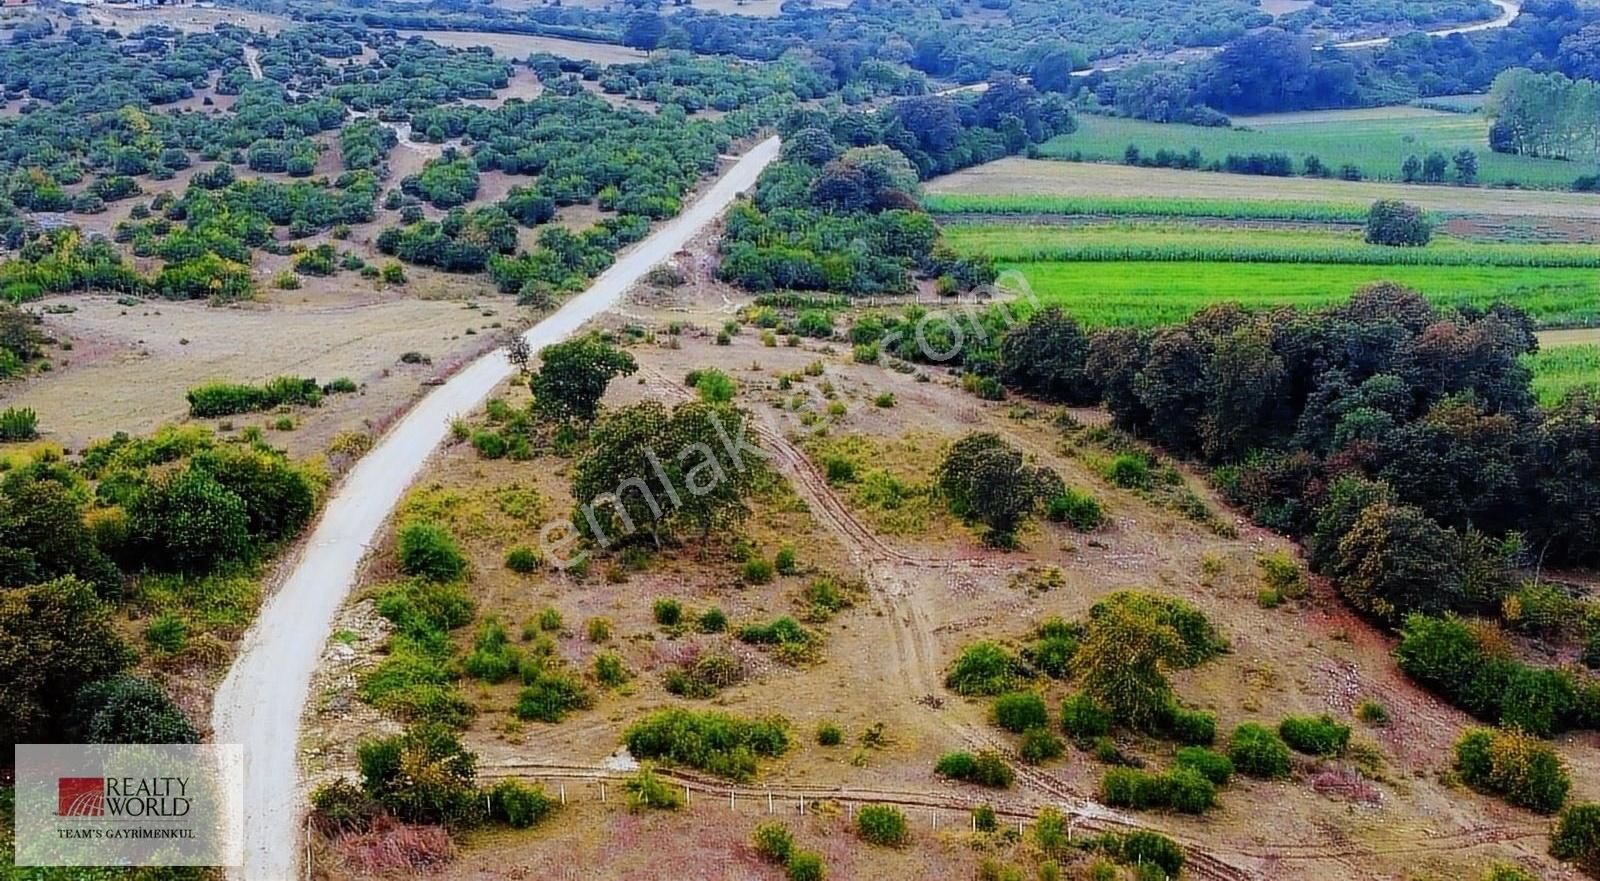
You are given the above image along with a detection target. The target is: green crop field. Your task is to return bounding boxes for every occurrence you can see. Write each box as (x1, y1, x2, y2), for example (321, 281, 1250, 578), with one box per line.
(942, 223, 1600, 268)
(987, 262, 1600, 328)
(1524, 344, 1600, 407)
(923, 194, 1371, 223)
(1038, 112, 1588, 190)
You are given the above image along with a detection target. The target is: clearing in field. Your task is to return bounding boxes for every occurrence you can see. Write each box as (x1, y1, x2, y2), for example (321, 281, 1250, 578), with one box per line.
(393, 30, 648, 65)
(1037, 111, 1588, 190)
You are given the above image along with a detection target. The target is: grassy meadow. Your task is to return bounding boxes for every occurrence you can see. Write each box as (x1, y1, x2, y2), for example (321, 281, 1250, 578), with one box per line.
(1524, 343, 1600, 407)
(1038, 111, 1589, 190)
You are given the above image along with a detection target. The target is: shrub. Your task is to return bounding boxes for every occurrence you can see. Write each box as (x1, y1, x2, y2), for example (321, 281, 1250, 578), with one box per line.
(1100, 767, 1214, 814)
(993, 691, 1050, 733)
(856, 805, 909, 847)
(1229, 722, 1291, 778)
(487, 780, 554, 828)
(1481, 863, 1536, 881)
(1061, 692, 1113, 740)
(357, 723, 479, 826)
(742, 557, 775, 584)
(1551, 803, 1600, 875)
(1108, 454, 1151, 489)
(143, 612, 187, 654)
(462, 618, 520, 683)
(787, 851, 826, 881)
(945, 642, 1024, 696)
(1019, 729, 1065, 764)
(1279, 714, 1351, 756)
(753, 822, 794, 863)
(774, 546, 798, 575)
(1116, 831, 1185, 877)
(652, 598, 682, 626)
(470, 430, 508, 459)
(1160, 705, 1217, 746)
(0, 406, 39, 441)
(1174, 746, 1233, 785)
(1256, 551, 1306, 599)
(309, 778, 377, 835)
(697, 607, 728, 633)
(625, 765, 683, 811)
(593, 652, 630, 687)
(537, 606, 563, 632)
(817, 722, 843, 746)
(516, 669, 593, 723)
(504, 546, 541, 573)
(1356, 699, 1390, 725)
(72, 674, 198, 744)
(1046, 488, 1105, 531)
(623, 708, 791, 782)
(936, 750, 1013, 788)
(1454, 727, 1570, 814)
(397, 520, 466, 582)
(585, 617, 612, 642)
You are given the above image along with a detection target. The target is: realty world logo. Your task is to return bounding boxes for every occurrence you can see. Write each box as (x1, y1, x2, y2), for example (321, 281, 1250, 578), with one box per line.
(56, 776, 193, 819)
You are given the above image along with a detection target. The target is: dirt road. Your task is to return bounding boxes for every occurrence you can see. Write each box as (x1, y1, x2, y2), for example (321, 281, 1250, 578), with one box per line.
(1334, 0, 1520, 48)
(243, 46, 263, 81)
(211, 137, 780, 881)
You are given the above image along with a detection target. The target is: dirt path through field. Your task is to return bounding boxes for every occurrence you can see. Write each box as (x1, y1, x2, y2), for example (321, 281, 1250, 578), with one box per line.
(212, 138, 780, 881)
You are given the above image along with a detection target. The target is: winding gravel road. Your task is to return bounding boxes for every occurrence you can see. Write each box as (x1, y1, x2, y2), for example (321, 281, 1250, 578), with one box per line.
(212, 136, 780, 881)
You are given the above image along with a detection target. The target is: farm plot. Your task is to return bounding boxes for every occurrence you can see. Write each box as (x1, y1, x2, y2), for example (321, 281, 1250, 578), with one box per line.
(943, 221, 1600, 327)
(1524, 343, 1600, 407)
(1037, 111, 1588, 190)
(925, 159, 1600, 221)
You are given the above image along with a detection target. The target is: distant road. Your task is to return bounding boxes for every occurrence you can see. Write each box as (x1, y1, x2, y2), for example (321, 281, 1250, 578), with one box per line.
(212, 136, 781, 881)
(1334, 0, 1521, 48)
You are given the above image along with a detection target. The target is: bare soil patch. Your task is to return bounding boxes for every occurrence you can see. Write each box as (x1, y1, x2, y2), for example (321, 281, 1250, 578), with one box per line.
(394, 30, 647, 64)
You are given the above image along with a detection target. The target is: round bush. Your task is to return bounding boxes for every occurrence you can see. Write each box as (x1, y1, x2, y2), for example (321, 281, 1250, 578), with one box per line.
(752, 822, 794, 863)
(1552, 803, 1600, 874)
(856, 805, 909, 847)
(787, 850, 826, 881)
(1278, 714, 1351, 756)
(945, 642, 1023, 697)
(1019, 728, 1065, 765)
(397, 520, 466, 582)
(1061, 692, 1112, 740)
(993, 691, 1049, 733)
(1174, 746, 1233, 786)
(1229, 722, 1291, 779)
(504, 546, 541, 573)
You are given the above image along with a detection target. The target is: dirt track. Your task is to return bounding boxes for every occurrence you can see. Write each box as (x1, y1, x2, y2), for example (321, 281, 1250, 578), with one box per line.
(212, 138, 780, 881)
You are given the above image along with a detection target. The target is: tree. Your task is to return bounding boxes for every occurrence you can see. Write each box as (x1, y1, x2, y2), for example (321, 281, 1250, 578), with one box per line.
(622, 12, 667, 51)
(357, 723, 480, 825)
(0, 473, 121, 596)
(810, 146, 920, 213)
(572, 400, 767, 548)
(73, 674, 198, 744)
(1, 576, 134, 748)
(998, 307, 1095, 404)
(1200, 324, 1287, 461)
(780, 128, 842, 166)
(1331, 502, 1467, 624)
(530, 334, 638, 423)
(1552, 802, 1600, 875)
(1365, 200, 1432, 246)
(1422, 150, 1449, 183)
(936, 433, 1057, 547)
(1401, 154, 1423, 182)
(1453, 149, 1479, 184)
(126, 466, 251, 574)
(1070, 596, 1183, 729)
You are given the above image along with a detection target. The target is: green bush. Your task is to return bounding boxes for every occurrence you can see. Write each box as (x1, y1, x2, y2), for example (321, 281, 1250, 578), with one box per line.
(1551, 802, 1600, 875)
(487, 780, 554, 828)
(742, 557, 775, 584)
(698, 607, 728, 633)
(652, 598, 682, 626)
(625, 765, 683, 811)
(1480, 863, 1536, 881)
(936, 750, 1014, 788)
(945, 642, 1024, 696)
(72, 674, 198, 744)
(1061, 692, 1113, 740)
(309, 778, 376, 834)
(1046, 488, 1105, 531)
(993, 691, 1049, 733)
(357, 723, 480, 826)
(774, 545, 799, 575)
(1454, 727, 1570, 814)
(0, 406, 39, 441)
(143, 612, 187, 654)
(1160, 705, 1217, 746)
(787, 851, 826, 881)
(462, 618, 521, 683)
(1174, 747, 1233, 785)
(1100, 766, 1215, 814)
(1108, 454, 1151, 489)
(397, 520, 466, 582)
(816, 722, 843, 746)
(593, 652, 630, 687)
(1229, 722, 1291, 778)
(1279, 714, 1351, 756)
(753, 822, 794, 863)
(623, 708, 791, 782)
(516, 668, 593, 723)
(471, 430, 508, 459)
(504, 545, 541, 573)
(1019, 728, 1065, 765)
(1116, 831, 1185, 877)
(856, 805, 909, 847)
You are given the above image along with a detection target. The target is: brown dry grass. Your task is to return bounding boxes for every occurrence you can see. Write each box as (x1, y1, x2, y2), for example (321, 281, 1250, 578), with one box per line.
(927, 156, 1600, 219)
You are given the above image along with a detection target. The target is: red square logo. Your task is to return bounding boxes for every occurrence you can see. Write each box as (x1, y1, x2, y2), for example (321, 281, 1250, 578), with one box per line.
(57, 778, 104, 817)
